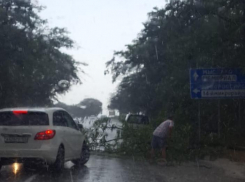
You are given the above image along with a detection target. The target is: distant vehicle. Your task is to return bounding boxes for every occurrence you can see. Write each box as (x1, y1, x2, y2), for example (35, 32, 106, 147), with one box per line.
(100, 115, 107, 119)
(125, 114, 150, 128)
(0, 107, 90, 171)
(109, 110, 115, 117)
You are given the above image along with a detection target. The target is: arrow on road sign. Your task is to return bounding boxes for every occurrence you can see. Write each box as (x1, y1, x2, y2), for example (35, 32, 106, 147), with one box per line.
(193, 88, 200, 94)
(193, 72, 199, 81)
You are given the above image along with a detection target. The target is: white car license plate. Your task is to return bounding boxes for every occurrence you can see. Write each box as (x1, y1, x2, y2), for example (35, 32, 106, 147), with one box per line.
(4, 136, 28, 143)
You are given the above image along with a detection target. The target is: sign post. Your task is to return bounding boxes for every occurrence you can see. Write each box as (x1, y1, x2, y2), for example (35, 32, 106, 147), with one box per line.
(218, 100, 221, 138)
(190, 69, 245, 99)
(198, 101, 201, 141)
(239, 100, 241, 128)
(190, 68, 245, 139)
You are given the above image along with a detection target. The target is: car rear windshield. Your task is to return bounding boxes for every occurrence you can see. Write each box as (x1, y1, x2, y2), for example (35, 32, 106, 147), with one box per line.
(0, 111, 49, 126)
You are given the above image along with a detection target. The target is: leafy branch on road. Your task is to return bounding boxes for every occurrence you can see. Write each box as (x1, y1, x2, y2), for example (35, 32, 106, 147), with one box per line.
(85, 118, 197, 163)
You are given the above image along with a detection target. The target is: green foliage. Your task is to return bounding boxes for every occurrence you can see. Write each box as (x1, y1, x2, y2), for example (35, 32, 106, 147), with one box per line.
(167, 124, 193, 163)
(86, 118, 196, 163)
(106, 0, 245, 156)
(118, 114, 126, 121)
(197, 133, 225, 160)
(117, 122, 153, 157)
(0, 0, 82, 107)
(78, 98, 102, 116)
(108, 0, 245, 113)
(84, 118, 116, 151)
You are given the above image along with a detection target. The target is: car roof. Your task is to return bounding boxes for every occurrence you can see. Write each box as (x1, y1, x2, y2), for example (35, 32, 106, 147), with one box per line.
(127, 113, 147, 116)
(0, 107, 66, 114)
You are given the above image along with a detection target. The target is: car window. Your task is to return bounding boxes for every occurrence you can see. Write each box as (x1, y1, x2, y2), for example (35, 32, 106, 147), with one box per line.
(63, 112, 79, 130)
(127, 115, 149, 125)
(53, 111, 68, 127)
(142, 116, 150, 124)
(0, 111, 49, 126)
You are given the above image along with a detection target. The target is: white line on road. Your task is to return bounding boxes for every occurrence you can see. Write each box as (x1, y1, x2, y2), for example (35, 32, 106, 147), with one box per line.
(24, 174, 37, 182)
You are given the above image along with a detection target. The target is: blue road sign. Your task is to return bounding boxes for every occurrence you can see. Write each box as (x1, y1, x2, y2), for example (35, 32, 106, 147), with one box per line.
(190, 69, 245, 99)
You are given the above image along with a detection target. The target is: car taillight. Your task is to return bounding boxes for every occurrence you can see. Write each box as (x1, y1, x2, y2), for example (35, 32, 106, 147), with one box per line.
(13, 110, 28, 114)
(34, 130, 56, 140)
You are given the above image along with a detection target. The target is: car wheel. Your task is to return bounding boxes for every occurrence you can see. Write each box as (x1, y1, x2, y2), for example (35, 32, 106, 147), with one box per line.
(52, 145, 65, 171)
(73, 142, 90, 166)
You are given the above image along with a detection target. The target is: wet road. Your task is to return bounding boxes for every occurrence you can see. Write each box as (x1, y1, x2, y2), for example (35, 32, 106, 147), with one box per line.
(0, 154, 244, 182)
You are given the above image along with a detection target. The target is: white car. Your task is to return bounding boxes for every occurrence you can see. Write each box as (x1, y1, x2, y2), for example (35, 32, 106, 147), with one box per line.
(125, 114, 150, 128)
(0, 107, 90, 171)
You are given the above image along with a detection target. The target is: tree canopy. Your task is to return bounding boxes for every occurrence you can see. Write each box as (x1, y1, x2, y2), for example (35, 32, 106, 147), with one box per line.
(108, 0, 245, 113)
(0, 0, 82, 107)
(107, 0, 245, 143)
(55, 98, 102, 118)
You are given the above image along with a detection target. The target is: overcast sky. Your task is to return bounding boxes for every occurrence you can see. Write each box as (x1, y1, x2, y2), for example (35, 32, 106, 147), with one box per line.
(39, 0, 165, 114)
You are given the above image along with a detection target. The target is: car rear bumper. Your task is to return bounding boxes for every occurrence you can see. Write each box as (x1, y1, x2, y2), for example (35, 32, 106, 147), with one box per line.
(0, 147, 57, 164)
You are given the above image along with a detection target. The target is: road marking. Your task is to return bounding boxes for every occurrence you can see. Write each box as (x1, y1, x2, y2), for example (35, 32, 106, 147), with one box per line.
(24, 174, 37, 182)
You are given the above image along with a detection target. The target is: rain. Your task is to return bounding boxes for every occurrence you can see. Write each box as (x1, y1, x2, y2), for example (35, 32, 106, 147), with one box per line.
(0, 0, 245, 182)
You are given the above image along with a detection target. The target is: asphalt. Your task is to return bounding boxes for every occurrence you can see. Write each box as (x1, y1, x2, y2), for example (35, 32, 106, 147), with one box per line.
(0, 154, 244, 182)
